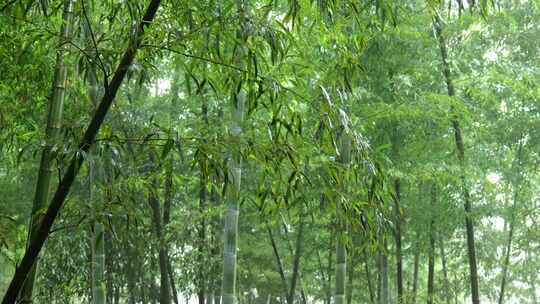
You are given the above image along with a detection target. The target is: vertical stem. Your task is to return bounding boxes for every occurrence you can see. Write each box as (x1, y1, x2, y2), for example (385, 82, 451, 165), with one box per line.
(327, 237, 334, 304)
(377, 248, 382, 304)
(498, 140, 524, 304)
(381, 239, 389, 304)
(335, 131, 351, 304)
(221, 2, 247, 303)
(346, 252, 354, 304)
(164, 158, 179, 304)
(199, 97, 208, 304)
(148, 185, 172, 304)
(105, 228, 113, 304)
(267, 224, 289, 298)
(411, 240, 420, 304)
(92, 209, 106, 304)
(221, 79, 245, 304)
(288, 213, 305, 304)
(167, 256, 180, 304)
(427, 184, 436, 304)
(394, 178, 403, 304)
(211, 176, 222, 304)
(411, 183, 422, 304)
(2, 1, 163, 302)
(19, 1, 75, 302)
(125, 222, 137, 304)
(363, 251, 375, 304)
(433, 14, 480, 304)
(334, 239, 346, 304)
(439, 238, 452, 304)
(313, 213, 329, 304)
(280, 212, 307, 304)
(527, 251, 538, 304)
(84, 3, 107, 302)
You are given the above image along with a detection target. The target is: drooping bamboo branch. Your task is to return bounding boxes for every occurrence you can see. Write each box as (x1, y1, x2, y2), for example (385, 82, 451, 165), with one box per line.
(1, 1, 162, 302)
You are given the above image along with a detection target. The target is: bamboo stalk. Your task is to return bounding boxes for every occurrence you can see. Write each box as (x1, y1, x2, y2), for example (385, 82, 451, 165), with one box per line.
(1, 1, 163, 302)
(18, 1, 75, 302)
(335, 130, 351, 304)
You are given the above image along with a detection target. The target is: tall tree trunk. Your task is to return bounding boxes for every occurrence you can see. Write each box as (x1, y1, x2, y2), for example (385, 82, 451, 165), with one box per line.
(220, 96, 244, 304)
(18, 1, 75, 302)
(346, 252, 354, 304)
(125, 223, 137, 304)
(363, 251, 375, 304)
(149, 257, 159, 304)
(411, 242, 420, 304)
(327, 237, 334, 304)
(427, 184, 436, 304)
(389, 86, 403, 304)
(439, 238, 452, 304)
(148, 184, 172, 304)
(411, 185, 422, 304)
(287, 213, 305, 304)
(314, 218, 329, 304)
(105, 228, 114, 304)
(335, 239, 347, 304)
(199, 97, 208, 304)
(527, 252, 538, 304)
(164, 158, 179, 304)
(433, 14, 480, 304)
(167, 257, 179, 304)
(221, 27, 246, 304)
(377, 235, 389, 304)
(211, 176, 222, 304)
(376, 243, 382, 304)
(91, 184, 106, 304)
(394, 178, 403, 304)
(166, 70, 181, 304)
(381, 239, 389, 304)
(280, 212, 307, 304)
(267, 224, 289, 299)
(84, 6, 107, 302)
(1, 1, 163, 302)
(335, 132, 351, 304)
(220, 2, 249, 303)
(498, 141, 524, 304)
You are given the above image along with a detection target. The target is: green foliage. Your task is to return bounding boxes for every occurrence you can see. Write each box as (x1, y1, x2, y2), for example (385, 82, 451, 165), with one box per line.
(1, 0, 539, 303)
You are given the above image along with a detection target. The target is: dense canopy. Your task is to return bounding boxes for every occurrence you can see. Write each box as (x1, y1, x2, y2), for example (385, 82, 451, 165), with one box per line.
(0, 1, 539, 304)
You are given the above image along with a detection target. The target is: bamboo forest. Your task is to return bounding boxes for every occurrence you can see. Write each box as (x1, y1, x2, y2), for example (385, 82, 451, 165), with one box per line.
(1, 0, 539, 303)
